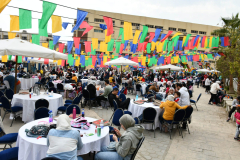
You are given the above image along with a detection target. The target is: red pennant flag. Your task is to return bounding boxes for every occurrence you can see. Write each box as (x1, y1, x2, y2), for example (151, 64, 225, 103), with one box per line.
(100, 59, 104, 67)
(80, 21, 93, 37)
(161, 31, 173, 42)
(44, 59, 49, 64)
(73, 37, 80, 49)
(103, 16, 113, 36)
(143, 42, 148, 51)
(133, 56, 138, 63)
(193, 55, 199, 61)
(84, 41, 91, 53)
(184, 40, 190, 50)
(82, 26, 93, 37)
(59, 43, 65, 53)
(201, 36, 206, 48)
(224, 37, 230, 46)
(120, 44, 124, 54)
(61, 60, 65, 66)
(166, 56, 171, 64)
(92, 55, 96, 66)
(148, 32, 155, 42)
(189, 37, 195, 50)
(137, 43, 143, 51)
(194, 38, 199, 47)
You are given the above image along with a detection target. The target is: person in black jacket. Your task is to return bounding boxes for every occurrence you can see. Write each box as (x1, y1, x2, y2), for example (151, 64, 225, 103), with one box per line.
(108, 88, 130, 110)
(87, 84, 97, 99)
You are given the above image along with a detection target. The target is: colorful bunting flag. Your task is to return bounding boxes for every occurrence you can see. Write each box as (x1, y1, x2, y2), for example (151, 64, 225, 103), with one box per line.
(8, 32, 16, 39)
(148, 32, 155, 42)
(32, 34, 40, 45)
(92, 38, 98, 50)
(161, 31, 173, 42)
(124, 22, 133, 40)
(49, 40, 54, 50)
(19, 9, 32, 29)
(62, 22, 69, 29)
(73, 37, 80, 49)
(67, 41, 74, 54)
(84, 41, 91, 53)
(105, 29, 111, 43)
(71, 10, 88, 32)
(38, 19, 48, 37)
(39, 1, 57, 29)
(133, 30, 141, 44)
(10, 15, 19, 31)
(51, 15, 62, 33)
(0, 0, 11, 13)
(183, 34, 191, 46)
(140, 26, 148, 43)
(103, 16, 113, 36)
(53, 36, 60, 45)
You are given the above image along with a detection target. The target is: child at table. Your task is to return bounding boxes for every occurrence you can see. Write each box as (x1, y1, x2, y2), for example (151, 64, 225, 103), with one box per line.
(234, 107, 240, 141)
(77, 82, 82, 94)
(174, 92, 181, 105)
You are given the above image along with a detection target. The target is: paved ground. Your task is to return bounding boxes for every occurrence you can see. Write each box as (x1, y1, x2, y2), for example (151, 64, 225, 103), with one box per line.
(1, 85, 239, 160)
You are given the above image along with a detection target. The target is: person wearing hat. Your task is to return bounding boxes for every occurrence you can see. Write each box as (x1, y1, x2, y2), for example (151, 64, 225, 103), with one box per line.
(208, 80, 221, 106)
(95, 115, 144, 160)
(46, 114, 84, 160)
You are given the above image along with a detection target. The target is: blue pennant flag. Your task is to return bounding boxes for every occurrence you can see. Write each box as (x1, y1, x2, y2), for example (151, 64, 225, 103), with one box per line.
(99, 24, 107, 30)
(67, 41, 74, 54)
(152, 29, 162, 42)
(71, 10, 88, 33)
(62, 22, 69, 29)
(53, 36, 61, 45)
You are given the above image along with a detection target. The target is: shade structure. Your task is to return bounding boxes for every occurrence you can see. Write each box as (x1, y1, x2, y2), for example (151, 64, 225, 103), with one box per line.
(211, 70, 220, 73)
(29, 58, 56, 64)
(104, 57, 139, 66)
(196, 69, 212, 73)
(156, 64, 183, 71)
(0, 38, 67, 60)
(150, 65, 159, 70)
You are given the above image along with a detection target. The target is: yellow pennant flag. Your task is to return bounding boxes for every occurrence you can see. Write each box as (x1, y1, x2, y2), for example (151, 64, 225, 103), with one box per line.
(92, 38, 98, 50)
(142, 56, 146, 66)
(182, 36, 186, 47)
(81, 51, 84, 55)
(204, 38, 208, 49)
(51, 15, 62, 33)
(173, 56, 179, 63)
(8, 32, 16, 39)
(197, 39, 201, 48)
(53, 60, 56, 63)
(100, 42, 106, 52)
(56, 48, 59, 52)
(0, 0, 11, 13)
(57, 60, 62, 65)
(124, 22, 133, 40)
(42, 43, 48, 48)
(103, 56, 107, 65)
(10, 15, 19, 31)
(30, 39, 32, 43)
(2, 55, 8, 62)
(75, 58, 80, 66)
(157, 41, 164, 52)
(171, 31, 181, 39)
(151, 41, 156, 51)
(133, 30, 141, 44)
(105, 30, 111, 43)
(209, 36, 213, 48)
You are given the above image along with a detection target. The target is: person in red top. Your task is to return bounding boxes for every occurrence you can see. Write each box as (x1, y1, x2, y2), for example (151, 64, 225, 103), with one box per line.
(234, 107, 240, 141)
(77, 82, 82, 94)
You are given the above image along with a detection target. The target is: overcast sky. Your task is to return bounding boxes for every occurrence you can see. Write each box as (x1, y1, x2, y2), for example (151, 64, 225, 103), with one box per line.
(0, 0, 239, 41)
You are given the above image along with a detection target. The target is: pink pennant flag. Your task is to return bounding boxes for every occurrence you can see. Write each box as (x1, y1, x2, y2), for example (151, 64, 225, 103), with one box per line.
(80, 21, 91, 29)
(61, 60, 65, 66)
(120, 44, 124, 54)
(84, 41, 91, 53)
(161, 31, 173, 42)
(44, 59, 49, 64)
(103, 16, 113, 36)
(189, 37, 195, 50)
(38, 58, 41, 60)
(92, 55, 96, 66)
(73, 37, 80, 49)
(82, 26, 93, 37)
(184, 40, 190, 50)
(59, 43, 65, 53)
(133, 56, 138, 63)
(143, 42, 148, 51)
(100, 59, 104, 67)
(137, 43, 143, 51)
(148, 32, 155, 42)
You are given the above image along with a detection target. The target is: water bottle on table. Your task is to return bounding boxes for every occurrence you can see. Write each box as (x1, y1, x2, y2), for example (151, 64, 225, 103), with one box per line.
(73, 107, 76, 119)
(136, 95, 138, 101)
(82, 109, 85, 117)
(100, 120, 104, 129)
(48, 110, 53, 123)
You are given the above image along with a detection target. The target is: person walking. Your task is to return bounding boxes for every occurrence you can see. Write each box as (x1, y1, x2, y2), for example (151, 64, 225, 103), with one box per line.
(208, 80, 221, 106)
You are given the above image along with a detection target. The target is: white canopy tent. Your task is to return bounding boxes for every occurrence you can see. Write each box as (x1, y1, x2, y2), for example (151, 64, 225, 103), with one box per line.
(156, 64, 184, 71)
(211, 70, 220, 73)
(29, 58, 57, 64)
(196, 69, 212, 73)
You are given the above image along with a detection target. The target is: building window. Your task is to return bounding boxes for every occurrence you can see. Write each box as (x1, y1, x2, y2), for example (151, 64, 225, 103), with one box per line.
(80, 39, 87, 42)
(94, 18, 104, 23)
(169, 27, 176, 31)
(178, 28, 186, 32)
(113, 21, 115, 26)
(191, 30, 198, 34)
(121, 21, 124, 25)
(146, 24, 154, 28)
(78, 28, 86, 31)
(155, 26, 163, 29)
(132, 23, 140, 26)
(94, 29, 103, 33)
(199, 31, 206, 35)
(22, 37, 27, 40)
(84, 17, 88, 22)
(3, 35, 8, 39)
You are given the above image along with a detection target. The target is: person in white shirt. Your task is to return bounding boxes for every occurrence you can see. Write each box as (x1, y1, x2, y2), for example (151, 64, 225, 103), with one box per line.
(205, 76, 211, 94)
(177, 83, 190, 106)
(208, 80, 221, 105)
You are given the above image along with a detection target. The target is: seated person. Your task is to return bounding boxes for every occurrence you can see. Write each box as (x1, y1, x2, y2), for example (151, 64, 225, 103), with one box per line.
(138, 76, 142, 81)
(77, 82, 82, 94)
(87, 83, 97, 99)
(72, 74, 77, 83)
(95, 114, 144, 160)
(160, 81, 167, 89)
(66, 70, 72, 79)
(109, 76, 113, 84)
(165, 88, 174, 98)
(108, 88, 130, 110)
(51, 69, 56, 75)
(174, 91, 181, 105)
(127, 78, 133, 89)
(46, 114, 83, 160)
(133, 76, 138, 82)
(96, 80, 113, 109)
(148, 82, 159, 94)
(159, 95, 191, 124)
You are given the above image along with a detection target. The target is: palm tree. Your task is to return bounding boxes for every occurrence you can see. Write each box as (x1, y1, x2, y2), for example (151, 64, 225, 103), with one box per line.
(211, 13, 240, 94)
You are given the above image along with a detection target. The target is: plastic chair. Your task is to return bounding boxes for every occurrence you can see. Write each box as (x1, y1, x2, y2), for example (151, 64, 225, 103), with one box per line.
(182, 107, 193, 134)
(5, 89, 14, 100)
(42, 157, 61, 160)
(57, 83, 64, 93)
(141, 107, 157, 138)
(34, 107, 49, 120)
(163, 109, 186, 139)
(36, 77, 46, 88)
(66, 104, 81, 115)
(130, 137, 145, 160)
(0, 90, 4, 115)
(119, 93, 126, 102)
(109, 100, 132, 122)
(35, 99, 49, 109)
(190, 93, 201, 111)
(0, 147, 19, 160)
(48, 82, 54, 88)
(48, 87, 57, 93)
(1, 96, 22, 127)
(134, 117, 140, 124)
(82, 89, 95, 109)
(111, 108, 124, 130)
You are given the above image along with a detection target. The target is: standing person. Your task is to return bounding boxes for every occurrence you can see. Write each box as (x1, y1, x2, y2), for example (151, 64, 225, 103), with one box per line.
(205, 76, 211, 94)
(208, 81, 221, 106)
(176, 83, 190, 106)
(46, 114, 84, 160)
(234, 107, 240, 141)
(227, 96, 240, 122)
(96, 80, 113, 109)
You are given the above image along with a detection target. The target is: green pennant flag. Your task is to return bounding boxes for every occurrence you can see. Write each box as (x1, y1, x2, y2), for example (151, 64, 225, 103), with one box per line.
(38, 19, 48, 37)
(116, 28, 123, 42)
(184, 34, 191, 46)
(68, 54, 74, 66)
(172, 36, 180, 47)
(91, 44, 96, 55)
(17, 56, 22, 63)
(107, 39, 115, 51)
(32, 34, 40, 45)
(148, 57, 154, 66)
(206, 38, 210, 48)
(121, 28, 125, 44)
(39, 1, 57, 29)
(88, 58, 92, 65)
(85, 58, 88, 66)
(116, 42, 121, 54)
(215, 37, 219, 48)
(168, 41, 173, 51)
(211, 37, 215, 47)
(117, 65, 121, 68)
(63, 49, 66, 53)
(140, 26, 148, 43)
(193, 47, 198, 50)
(8, 55, 12, 60)
(49, 40, 54, 50)
(181, 56, 187, 63)
(19, 9, 32, 29)
(207, 54, 213, 59)
(146, 56, 148, 62)
(163, 40, 169, 51)
(147, 43, 151, 53)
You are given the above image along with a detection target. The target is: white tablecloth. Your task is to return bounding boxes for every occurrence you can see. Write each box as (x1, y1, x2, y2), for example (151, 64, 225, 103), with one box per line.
(96, 90, 104, 96)
(134, 83, 147, 95)
(128, 100, 162, 130)
(81, 79, 100, 85)
(49, 75, 57, 79)
(180, 79, 187, 83)
(122, 79, 128, 83)
(16, 117, 110, 160)
(19, 78, 39, 90)
(11, 92, 63, 123)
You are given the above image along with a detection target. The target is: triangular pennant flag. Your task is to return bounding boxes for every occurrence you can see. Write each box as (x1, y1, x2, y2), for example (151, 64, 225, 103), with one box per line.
(62, 22, 69, 29)
(140, 26, 148, 43)
(124, 22, 133, 40)
(73, 37, 80, 49)
(53, 36, 61, 45)
(103, 16, 114, 36)
(72, 10, 88, 32)
(67, 41, 74, 54)
(161, 31, 173, 42)
(10, 15, 19, 31)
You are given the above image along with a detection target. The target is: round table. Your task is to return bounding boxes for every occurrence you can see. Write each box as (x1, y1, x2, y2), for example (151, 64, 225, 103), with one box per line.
(134, 83, 147, 95)
(81, 79, 100, 85)
(11, 92, 63, 123)
(128, 100, 162, 130)
(16, 117, 110, 160)
(19, 78, 39, 90)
